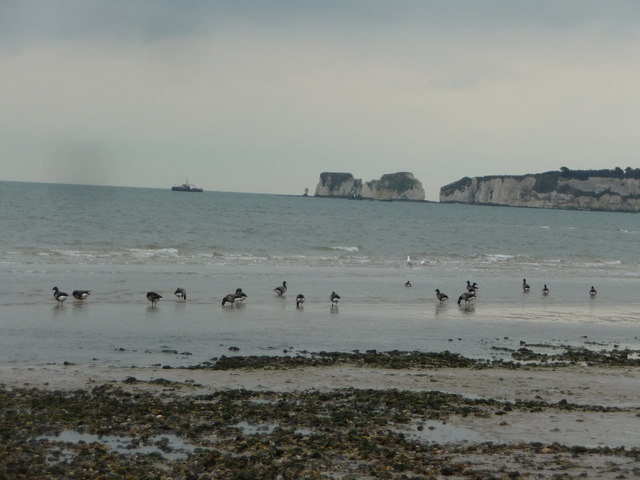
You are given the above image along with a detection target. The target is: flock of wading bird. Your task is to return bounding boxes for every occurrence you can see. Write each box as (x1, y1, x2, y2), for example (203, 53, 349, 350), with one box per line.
(414, 278, 597, 306)
(52, 278, 598, 309)
(51, 281, 342, 309)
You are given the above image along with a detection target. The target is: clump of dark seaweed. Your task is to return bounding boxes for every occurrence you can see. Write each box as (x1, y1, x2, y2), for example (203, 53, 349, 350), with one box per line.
(511, 346, 640, 366)
(183, 347, 640, 372)
(194, 350, 484, 370)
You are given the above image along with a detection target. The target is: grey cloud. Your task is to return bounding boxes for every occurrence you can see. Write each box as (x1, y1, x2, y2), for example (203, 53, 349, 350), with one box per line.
(2, 0, 639, 48)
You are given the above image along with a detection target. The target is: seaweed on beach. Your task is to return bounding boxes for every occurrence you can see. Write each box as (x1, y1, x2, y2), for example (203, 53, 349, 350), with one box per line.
(2, 384, 640, 479)
(194, 350, 485, 371)
(511, 346, 640, 366)
(188, 347, 640, 371)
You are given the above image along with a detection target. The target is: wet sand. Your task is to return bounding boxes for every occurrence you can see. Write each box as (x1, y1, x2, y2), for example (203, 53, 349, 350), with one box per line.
(3, 362, 639, 408)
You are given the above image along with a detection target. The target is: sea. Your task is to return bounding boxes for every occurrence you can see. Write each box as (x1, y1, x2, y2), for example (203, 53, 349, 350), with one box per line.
(1, 180, 640, 368)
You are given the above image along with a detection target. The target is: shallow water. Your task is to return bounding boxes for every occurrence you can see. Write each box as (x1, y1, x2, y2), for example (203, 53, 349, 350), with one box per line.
(398, 411, 640, 448)
(2, 262, 638, 367)
(1, 182, 640, 367)
(39, 431, 197, 461)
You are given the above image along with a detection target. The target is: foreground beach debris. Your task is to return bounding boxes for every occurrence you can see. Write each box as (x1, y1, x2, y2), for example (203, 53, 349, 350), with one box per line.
(2, 348, 640, 479)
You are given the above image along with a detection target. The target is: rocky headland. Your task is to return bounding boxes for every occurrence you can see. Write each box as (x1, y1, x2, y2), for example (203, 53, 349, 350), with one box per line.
(315, 172, 425, 201)
(440, 167, 640, 212)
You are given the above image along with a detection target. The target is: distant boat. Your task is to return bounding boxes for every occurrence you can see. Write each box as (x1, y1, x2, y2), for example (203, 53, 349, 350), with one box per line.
(171, 178, 203, 192)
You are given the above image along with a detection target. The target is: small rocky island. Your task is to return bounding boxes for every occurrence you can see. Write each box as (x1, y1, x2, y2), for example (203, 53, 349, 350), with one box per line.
(315, 172, 425, 201)
(440, 167, 640, 212)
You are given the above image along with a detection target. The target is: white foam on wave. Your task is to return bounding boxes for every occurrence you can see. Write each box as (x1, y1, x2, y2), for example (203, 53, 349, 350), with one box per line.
(482, 254, 515, 263)
(15, 246, 638, 276)
(128, 248, 180, 259)
(331, 246, 359, 253)
(35, 249, 117, 262)
(584, 260, 623, 268)
(406, 256, 436, 266)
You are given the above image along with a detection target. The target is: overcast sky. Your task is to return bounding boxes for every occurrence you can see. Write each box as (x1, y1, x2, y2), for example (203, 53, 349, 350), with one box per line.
(1, 1, 639, 200)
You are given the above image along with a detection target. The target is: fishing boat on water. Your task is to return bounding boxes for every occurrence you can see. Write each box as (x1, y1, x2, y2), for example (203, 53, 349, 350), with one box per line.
(171, 179, 203, 192)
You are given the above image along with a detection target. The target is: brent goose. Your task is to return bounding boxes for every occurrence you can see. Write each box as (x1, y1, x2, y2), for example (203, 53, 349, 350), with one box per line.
(234, 288, 247, 303)
(296, 294, 305, 307)
(174, 287, 186, 301)
(466, 281, 479, 293)
(222, 293, 235, 306)
(222, 293, 236, 306)
(222, 289, 246, 306)
(146, 291, 162, 307)
(274, 281, 287, 296)
(435, 289, 449, 302)
(52, 286, 69, 305)
(330, 291, 340, 307)
(522, 279, 530, 293)
(72, 289, 91, 302)
(457, 291, 475, 305)
(542, 284, 549, 296)
(590, 286, 597, 297)
(405, 281, 412, 287)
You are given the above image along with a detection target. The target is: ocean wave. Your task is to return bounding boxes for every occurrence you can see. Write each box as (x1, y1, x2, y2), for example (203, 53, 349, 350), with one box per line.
(405, 253, 637, 273)
(4, 246, 640, 275)
(406, 256, 436, 266)
(35, 249, 118, 261)
(583, 260, 622, 268)
(128, 248, 180, 258)
(330, 246, 360, 253)
(481, 253, 516, 263)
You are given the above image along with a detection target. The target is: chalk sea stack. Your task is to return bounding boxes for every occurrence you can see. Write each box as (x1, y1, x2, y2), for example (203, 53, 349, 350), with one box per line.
(315, 172, 425, 201)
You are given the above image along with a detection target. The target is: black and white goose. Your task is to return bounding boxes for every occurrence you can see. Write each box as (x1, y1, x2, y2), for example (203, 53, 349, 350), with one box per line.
(52, 286, 69, 305)
(590, 286, 597, 297)
(234, 288, 247, 303)
(222, 289, 246, 307)
(174, 287, 186, 301)
(405, 280, 412, 287)
(72, 289, 91, 302)
(330, 291, 340, 307)
(466, 280, 479, 293)
(522, 279, 530, 293)
(457, 290, 475, 305)
(221, 293, 236, 306)
(146, 291, 162, 307)
(296, 294, 305, 308)
(274, 281, 287, 296)
(222, 293, 236, 307)
(435, 289, 449, 302)
(542, 284, 549, 296)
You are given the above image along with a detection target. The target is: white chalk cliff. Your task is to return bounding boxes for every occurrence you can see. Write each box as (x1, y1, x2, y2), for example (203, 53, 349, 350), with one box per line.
(440, 168, 640, 212)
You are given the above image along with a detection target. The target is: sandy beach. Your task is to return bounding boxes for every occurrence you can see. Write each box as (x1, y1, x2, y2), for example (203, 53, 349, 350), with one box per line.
(3, 357, 640, 479)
